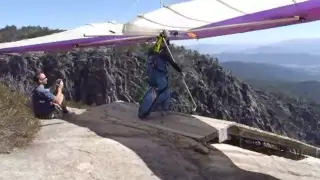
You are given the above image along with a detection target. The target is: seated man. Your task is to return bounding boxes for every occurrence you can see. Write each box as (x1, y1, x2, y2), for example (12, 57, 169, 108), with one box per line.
(32, 71, 69, 119)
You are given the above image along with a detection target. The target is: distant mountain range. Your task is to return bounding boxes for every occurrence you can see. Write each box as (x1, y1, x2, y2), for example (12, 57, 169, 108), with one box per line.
(220, 61, 320, 82)
(215, 53, 320, 66)
(186, 44, 258, 54)
(186, 38, 320, 74)
(187, 38, 320, 55)
(240, 39, 320, 54)
(246, 79, 320, 104)
(220, 61, 320, 103)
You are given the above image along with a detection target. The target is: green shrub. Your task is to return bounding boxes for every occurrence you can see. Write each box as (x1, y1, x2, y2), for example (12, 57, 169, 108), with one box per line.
(0, 84, 40, 153)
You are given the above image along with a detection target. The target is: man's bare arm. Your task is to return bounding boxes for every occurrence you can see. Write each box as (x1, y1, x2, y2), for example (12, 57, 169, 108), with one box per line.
(52, 81, 64, 105)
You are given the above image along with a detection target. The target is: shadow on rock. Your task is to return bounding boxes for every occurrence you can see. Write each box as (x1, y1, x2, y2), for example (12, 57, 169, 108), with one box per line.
(63, 102, 280, 180)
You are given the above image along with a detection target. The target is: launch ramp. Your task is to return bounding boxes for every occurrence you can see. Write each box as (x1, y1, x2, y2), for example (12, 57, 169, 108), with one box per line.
(75, 101, 320, 159)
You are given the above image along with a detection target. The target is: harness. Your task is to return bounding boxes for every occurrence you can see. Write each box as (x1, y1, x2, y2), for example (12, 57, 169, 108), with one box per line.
(146, 31, 170, 88)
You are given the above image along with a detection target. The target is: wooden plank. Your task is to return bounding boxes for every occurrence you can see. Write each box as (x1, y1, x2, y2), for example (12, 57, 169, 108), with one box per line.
(186, 113, 320, 158)
(227, 124, 320, 158)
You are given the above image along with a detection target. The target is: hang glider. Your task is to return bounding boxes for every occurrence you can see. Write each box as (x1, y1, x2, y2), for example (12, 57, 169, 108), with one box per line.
(1, 0, 320, 54)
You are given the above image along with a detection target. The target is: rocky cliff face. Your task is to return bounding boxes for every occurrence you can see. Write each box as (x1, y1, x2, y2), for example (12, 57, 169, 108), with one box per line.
(0, 26, 319, 147)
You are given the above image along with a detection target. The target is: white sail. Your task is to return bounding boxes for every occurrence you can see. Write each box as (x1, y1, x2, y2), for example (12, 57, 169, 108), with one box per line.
(126, 0, 307, 31)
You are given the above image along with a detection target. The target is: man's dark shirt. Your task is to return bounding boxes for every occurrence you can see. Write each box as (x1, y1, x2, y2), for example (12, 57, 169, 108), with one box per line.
(32, 85, 56, 117)
(148, 46, 182, 73)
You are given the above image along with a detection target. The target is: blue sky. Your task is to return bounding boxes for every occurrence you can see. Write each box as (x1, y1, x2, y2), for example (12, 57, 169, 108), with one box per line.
(2, 0, 320, 45)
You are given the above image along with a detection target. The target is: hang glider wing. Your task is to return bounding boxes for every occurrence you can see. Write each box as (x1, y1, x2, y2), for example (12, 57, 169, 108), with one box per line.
(1, 0, 320, 53)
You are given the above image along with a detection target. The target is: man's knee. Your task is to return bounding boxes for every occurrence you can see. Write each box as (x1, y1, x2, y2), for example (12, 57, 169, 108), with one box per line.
(51, 105, 64, 119)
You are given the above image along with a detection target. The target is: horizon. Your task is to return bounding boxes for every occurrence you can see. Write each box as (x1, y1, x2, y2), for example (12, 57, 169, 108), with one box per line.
(2, 0, 320, 45)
